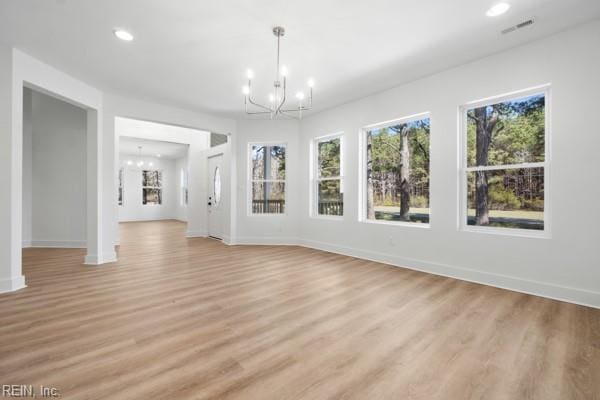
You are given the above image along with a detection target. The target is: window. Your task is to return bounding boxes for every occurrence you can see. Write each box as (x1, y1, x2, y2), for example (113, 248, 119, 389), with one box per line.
(142, 170, 162, 205)
(213, 166, 221, 206)
(249, 144, 286, 214)
(313, 134, 343, 217)
(461, 87, 549, 233)
(180, 168, 188, 206)
(363, 114, 431, 224)
(118, 168, 124, 206)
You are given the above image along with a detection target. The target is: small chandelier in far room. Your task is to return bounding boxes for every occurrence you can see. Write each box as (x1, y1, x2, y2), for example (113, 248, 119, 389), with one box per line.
(243, 26, 314, 119)
(125, 146, 154, 168)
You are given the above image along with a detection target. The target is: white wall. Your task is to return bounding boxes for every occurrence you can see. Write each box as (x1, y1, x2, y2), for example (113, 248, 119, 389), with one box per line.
(118, 155, 177, 222)
(234, 119, 300, 244)
(23, 89, 87, 247)
(295, 21, 600, 307)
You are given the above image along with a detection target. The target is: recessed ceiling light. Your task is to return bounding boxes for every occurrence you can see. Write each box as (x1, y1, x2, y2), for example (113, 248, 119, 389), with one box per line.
(486, 2, 511, 17)
(113, 29, 134, 41)
(156, 154, 161, 158)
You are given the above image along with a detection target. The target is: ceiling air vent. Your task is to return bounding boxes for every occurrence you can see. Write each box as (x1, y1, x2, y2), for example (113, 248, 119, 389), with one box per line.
(501, 18, 535, 34)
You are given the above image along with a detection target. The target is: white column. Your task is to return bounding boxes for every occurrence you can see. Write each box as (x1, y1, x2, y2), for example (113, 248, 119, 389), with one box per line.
(0, 45, 26, 292)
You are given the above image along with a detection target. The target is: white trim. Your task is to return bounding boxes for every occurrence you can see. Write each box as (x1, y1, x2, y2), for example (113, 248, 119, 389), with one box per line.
(361, 219, 430, 229)
(363, 111, 430, 130)
(84, 251, 117, 265)
(458, 85, 551, 238)
(0, 275, 27, 294)
(359, 112, 432, 227)
(247, 142, 288, 216)
(297, 238, 600, 309)
(29, 240, 87, 248)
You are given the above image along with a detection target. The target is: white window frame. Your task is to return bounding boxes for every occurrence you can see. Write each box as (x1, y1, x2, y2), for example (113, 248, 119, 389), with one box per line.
(142, 169, 163, 206)
(180, 168, 188, 207)
(311, 132, 344, 220)
(247, 142, 287, 216)
(118, 167, 124, 206)
(458, 84, 551, 238)
(358, 112, 431, 228)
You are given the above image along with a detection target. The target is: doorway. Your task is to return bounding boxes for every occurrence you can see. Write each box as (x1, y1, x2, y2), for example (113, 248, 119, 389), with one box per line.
(208, 154, 224, 240)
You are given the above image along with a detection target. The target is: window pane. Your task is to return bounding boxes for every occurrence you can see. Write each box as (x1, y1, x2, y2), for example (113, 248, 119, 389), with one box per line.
(143, 188, 162, 205)
(142, 170, 162, 187)
(118, 168, 124, 206)
(318, 138, 341, 178)
(467, 93, 545, 167)
(251, 145, 286, 180)
(213, 166, 221, 205)
(467, 167, 544, 230)
(252, 182, 285, 214)
(365, 117, 430, 224)
(318, 179, 343, 216)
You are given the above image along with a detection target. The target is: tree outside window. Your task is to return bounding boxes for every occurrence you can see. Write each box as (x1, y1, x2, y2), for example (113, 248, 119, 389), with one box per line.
(464, 90, 547, 231)
(250, 144, 286, 214)
(365, 116, 430, 224)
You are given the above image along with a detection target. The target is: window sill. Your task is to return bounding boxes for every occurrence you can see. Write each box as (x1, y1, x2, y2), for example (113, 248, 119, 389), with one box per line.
(247, 213, 287, 217)
(460, 225, 550, 239)
(360, 219, 430, 229)
(310, 215, 344, 221)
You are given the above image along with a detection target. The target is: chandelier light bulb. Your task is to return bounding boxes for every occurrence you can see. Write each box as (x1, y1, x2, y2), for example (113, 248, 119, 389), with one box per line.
(246, 69, 254, 80)
(280, 65, 288, 77)
(126, 160, 133, 165)
(113, 29, 134, 42)
(307, 78, 315, 88)
(149, 162, 154, 167)
(486, 2, 510, 17)
(242, 85, 250, 95)
(296, 91, 305, 100)
(269, 94, 275, 102)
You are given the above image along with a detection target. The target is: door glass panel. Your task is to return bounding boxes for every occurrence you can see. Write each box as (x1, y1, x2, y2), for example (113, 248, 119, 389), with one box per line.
(214, 166, 221, 205)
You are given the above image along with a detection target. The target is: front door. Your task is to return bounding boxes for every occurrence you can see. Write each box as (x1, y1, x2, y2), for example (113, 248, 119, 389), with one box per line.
(207, 154, 224, 239)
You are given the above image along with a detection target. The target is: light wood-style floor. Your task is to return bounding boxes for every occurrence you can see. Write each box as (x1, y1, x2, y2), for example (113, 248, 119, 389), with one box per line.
(1, 220, 598, 400)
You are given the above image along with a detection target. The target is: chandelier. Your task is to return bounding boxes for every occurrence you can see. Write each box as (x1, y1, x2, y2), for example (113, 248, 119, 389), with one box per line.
(242, 26, 314, 119)
(125, 146, 155, 168)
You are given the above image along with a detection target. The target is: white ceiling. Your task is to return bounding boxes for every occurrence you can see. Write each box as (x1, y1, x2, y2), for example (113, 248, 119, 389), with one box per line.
(119, 136, 189, 160)
(1, 1, 599, 118)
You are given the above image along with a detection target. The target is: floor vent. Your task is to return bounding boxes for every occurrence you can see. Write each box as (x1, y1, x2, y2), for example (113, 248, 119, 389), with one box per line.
(501, 18, 535, 34)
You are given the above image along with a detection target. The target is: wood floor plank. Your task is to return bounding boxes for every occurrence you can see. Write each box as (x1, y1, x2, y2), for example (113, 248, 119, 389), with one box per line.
(0, 220, 598, 400)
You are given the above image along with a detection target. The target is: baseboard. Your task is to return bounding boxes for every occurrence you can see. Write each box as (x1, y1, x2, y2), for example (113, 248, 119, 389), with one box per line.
(29, 240, 86, 248)
(0, 275, 27, 294)
(186, 230, 207, 238)
(22, 240, 32, 248)
(298, 238, 600, 309)
(84, 251, 118, 265)
(235, 236, 299, 246)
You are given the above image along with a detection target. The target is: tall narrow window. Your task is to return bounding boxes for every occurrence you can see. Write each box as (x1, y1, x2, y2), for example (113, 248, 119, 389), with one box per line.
(142, 170, 162, 205)
(313, 134, 343, 217)
(461, 87, 548, 233)
(363, 114, 431, 224)
(249, 144, 286, 214)
(180, 168, 188, 206)
(118, 168, 124, 206)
